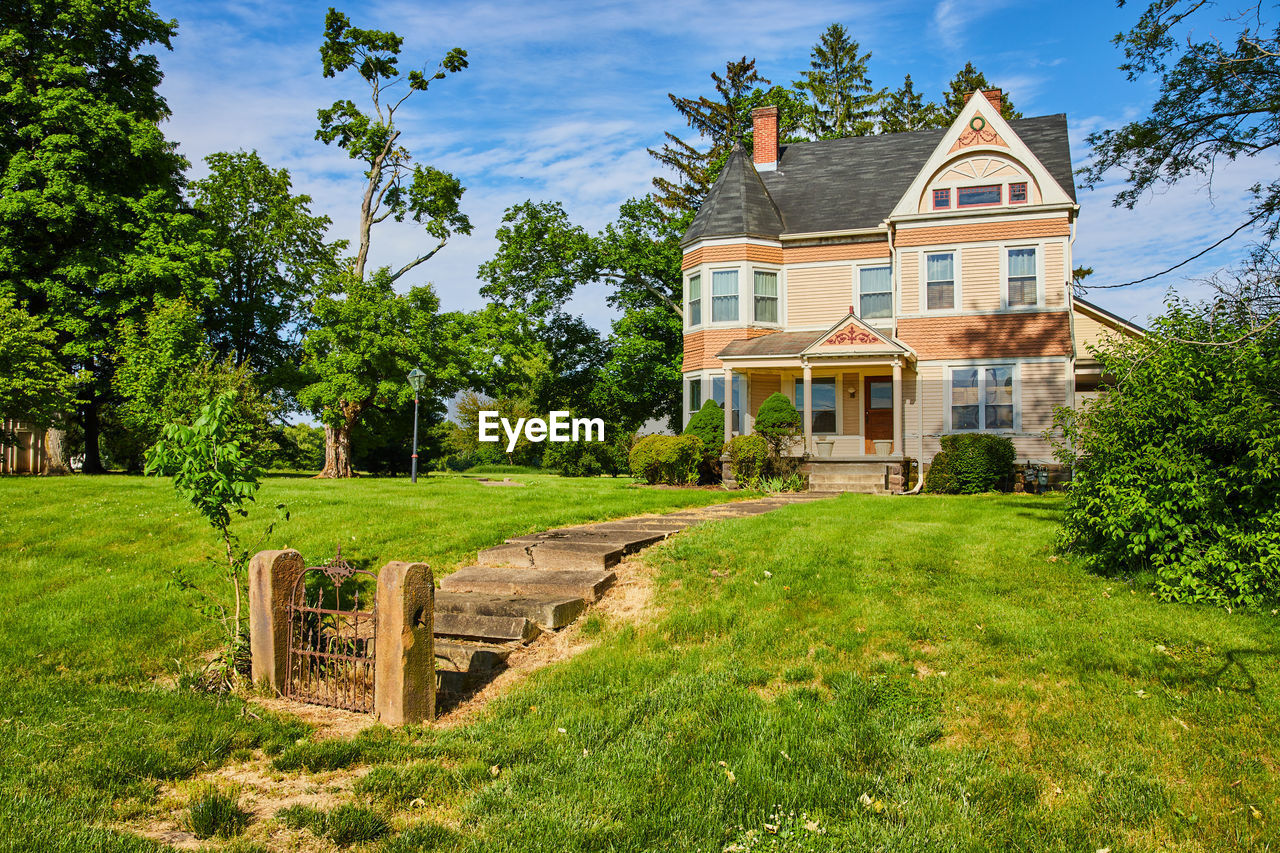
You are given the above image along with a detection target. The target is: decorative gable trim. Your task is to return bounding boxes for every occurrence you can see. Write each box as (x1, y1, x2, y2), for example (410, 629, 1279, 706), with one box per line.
(801, 311, 915, 358)
(887, 91, 1075, 221)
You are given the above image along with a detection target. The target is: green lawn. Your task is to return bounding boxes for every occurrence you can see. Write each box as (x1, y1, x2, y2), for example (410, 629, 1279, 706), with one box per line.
(2, 477, 1278, 851)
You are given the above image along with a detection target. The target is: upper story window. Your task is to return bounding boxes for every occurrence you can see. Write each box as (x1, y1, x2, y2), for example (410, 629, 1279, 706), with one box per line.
(1007, 247, 1037, 307)
(686, 274, 701, 327)
(859, 266, 892, 319)
(950, 365, 1014, 431)
(956, 184, 1001, 207)
(711, 270, 738, 322)
(932, 188, 951, 210)
(1009, 182, 1028, 204)
(753, 271, 778, 323)
(925, 252, 955, 310)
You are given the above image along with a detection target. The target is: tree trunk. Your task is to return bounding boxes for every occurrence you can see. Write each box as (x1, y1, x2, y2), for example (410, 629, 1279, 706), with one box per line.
(81, 402, 104, 474)
(42, 423, 70, 475)
(318, 419, 357, 478)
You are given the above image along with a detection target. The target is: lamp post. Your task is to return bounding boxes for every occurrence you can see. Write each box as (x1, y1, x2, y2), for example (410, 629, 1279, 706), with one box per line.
(407, 368, 427, 483)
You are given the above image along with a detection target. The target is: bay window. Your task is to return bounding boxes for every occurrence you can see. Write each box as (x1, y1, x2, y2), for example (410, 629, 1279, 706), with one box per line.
(711, 270, 739, 322)
(687, 274, 701, 327)
(754, 270, 778, 323)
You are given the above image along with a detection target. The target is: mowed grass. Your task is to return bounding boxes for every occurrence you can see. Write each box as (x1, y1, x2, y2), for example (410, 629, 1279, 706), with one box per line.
(2, 478, 1279, 851)
(0, 473, 750, 852)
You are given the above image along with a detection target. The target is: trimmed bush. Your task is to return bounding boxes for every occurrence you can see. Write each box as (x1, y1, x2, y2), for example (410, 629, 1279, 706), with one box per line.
(924, 434, 1016, 494)
(754, 392, 801, 445)
(726, 434, 768, 487)
(629, 434, 702, 485)
(683, 400, 725, 483)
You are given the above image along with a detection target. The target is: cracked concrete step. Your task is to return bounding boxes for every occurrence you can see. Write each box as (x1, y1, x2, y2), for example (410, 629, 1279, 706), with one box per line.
(433, 610, 541, 644)
(433, 639, 515, 673)
(440, 565, 616, 601)
(478, 539, 628, 570)
(506, 527, 667, 550)
(435, 590, 586, 630)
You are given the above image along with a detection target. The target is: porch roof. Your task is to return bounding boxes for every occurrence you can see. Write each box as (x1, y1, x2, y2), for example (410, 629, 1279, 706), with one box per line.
(717, 312, 916, 363)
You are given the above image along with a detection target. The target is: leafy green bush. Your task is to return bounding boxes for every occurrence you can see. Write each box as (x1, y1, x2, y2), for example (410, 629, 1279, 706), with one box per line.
(682, 400, 724, 482)
(924, 434, 1016, 494)
(754, 392, 801, 448)
(543, 431, 631, 477)
(628, 434, 703, 485)
(726, 434, 768, 487)
(186, 784, 248, 840)
(1057, 301, 1280, 608)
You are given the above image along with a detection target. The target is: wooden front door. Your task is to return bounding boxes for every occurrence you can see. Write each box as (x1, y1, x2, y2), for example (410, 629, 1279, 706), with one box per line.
(864, 378, 893, 454)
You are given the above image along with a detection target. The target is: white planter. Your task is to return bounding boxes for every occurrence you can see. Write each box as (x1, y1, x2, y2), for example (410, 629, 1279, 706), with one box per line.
(873, 440, 893, 457)
(815, 439, 834, 457)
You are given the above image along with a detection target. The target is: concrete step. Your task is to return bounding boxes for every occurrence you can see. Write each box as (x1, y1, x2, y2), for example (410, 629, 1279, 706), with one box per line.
(433, 639, 515, 674)
(478, 540, 627, 571)
(435, 590, 586, 631)
(433, 611, 541, 644)
(808, 475, 886, 487)
(440, 565, 616, 602)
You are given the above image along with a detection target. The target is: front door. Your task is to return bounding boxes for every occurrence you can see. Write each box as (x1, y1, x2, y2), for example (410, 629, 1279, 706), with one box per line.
(864, 378, 893, 454)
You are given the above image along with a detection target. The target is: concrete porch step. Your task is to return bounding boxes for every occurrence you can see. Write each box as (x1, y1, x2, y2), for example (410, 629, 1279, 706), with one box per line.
(434, 590, 586, 631)
(439, 565, 617, 602)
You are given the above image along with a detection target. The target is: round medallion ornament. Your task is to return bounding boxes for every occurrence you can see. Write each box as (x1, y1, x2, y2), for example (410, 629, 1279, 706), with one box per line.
(969, 116, 986, 132)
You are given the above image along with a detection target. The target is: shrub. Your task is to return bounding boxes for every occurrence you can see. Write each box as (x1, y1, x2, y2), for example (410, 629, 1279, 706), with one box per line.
(628, 434, 702, 485)
(1057, 300, 1280, 609)
(726, 434, 768, 487)
(924, 434, 1016, 494)
(754, 392, 803, 477)
(543, 431, 631, 477)
(683, 400, 724, 482)
(186, 784, 249, 840)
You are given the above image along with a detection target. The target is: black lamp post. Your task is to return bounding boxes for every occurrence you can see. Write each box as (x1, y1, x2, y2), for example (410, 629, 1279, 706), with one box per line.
(407, 368, 427, 483)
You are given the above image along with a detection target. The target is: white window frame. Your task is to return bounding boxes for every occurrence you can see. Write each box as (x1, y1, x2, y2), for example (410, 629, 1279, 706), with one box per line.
(920, 249, 963, 314)
(685, 272, 702, 329)
(791, 374, 841, 436)
(854, 260, 894, 323)
(945, 363, 1020, 433)
(1001, 243, 1044, 310)
(705, 265, 742, 326)
(751, 266, 782, 326)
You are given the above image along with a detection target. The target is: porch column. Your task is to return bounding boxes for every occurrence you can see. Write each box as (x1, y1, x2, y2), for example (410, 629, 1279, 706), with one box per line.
(802, 361, 813, 455)
(722, 366, 733, 439)
(892, 357, 903, 456)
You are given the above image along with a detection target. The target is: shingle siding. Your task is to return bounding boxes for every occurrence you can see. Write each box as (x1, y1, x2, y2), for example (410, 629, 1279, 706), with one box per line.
(896, 313, 1072, 360)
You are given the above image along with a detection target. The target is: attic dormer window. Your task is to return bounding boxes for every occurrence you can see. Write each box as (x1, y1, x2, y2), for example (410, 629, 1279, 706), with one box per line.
(956, 185, 1001, 207)
(932, 188, 951, 210)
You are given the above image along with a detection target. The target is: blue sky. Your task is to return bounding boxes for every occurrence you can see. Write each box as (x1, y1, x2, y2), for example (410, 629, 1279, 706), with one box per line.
(149, 0, 1272, 328)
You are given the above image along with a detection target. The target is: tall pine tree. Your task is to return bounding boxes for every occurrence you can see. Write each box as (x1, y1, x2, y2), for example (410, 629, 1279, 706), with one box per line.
(793, 23, 882, 139)
(878, 74, 944, 133)
(649, 58, 767, 217)
(938, 62, 1021, 124)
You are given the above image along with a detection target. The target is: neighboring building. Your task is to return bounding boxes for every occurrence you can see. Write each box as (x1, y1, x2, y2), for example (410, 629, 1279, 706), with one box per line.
(1, 419, 50, 474)
(680, 89, 1139, 484)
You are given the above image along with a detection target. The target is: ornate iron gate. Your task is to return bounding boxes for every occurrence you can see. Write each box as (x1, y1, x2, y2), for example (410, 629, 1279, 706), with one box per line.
(284, 549, 378, 712)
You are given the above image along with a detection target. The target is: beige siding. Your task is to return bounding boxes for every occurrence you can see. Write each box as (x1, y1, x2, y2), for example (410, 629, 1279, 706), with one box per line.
(961, 245, 1000, 311)
(840, 372, 860, 437)
(749, 374, 781, 416)
(786, 265, 851, 328)
(899, 252, 919, 314)
(1073, 308, 1122, 358)
(1044, 241, 1066, 307)
(1020, 361, 1068, 433)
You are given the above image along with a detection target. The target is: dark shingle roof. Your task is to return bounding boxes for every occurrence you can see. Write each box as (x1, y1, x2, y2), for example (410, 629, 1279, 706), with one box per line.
(683, 144, 784, 243)
(682, 115, 1075, 245)
(718, 331, 823, 358)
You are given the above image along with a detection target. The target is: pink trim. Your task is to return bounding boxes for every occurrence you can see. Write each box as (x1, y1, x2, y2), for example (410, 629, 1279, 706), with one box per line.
(932, 188, 951, 210)
(1009, 182, 1028, 204)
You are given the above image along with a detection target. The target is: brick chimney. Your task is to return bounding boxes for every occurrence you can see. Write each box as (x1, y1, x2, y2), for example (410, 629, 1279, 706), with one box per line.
(752, 105, 778, 171)
(964, 88, 1003, 113)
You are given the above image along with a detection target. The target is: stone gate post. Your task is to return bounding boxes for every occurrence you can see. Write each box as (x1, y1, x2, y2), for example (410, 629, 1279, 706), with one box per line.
(249, 549, 304, 691)
(374, 561, 435, 725)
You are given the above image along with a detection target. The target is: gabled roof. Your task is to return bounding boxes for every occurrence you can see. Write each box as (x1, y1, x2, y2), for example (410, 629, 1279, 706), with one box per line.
(682, 114, 1076, 245)
(716, 313, 913, 361)
(683, 144, 784, 243)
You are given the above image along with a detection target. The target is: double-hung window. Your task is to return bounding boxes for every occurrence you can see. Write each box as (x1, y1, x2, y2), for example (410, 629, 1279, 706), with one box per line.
(688, 378, 702, 414)
(951, 366, 1014, 431)
(686, 274, 701, 327)
(1007, 247, 1037, 307)
(925, 252, 955, 310)
(794, 378, 837, 434)
(711, 270, 739, 322)
(754, 270, 778, 323)
(858, 265, 892, 319)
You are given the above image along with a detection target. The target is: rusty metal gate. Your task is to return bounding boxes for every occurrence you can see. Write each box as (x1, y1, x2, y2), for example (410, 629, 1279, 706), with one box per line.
(284, 549, 378, 712)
